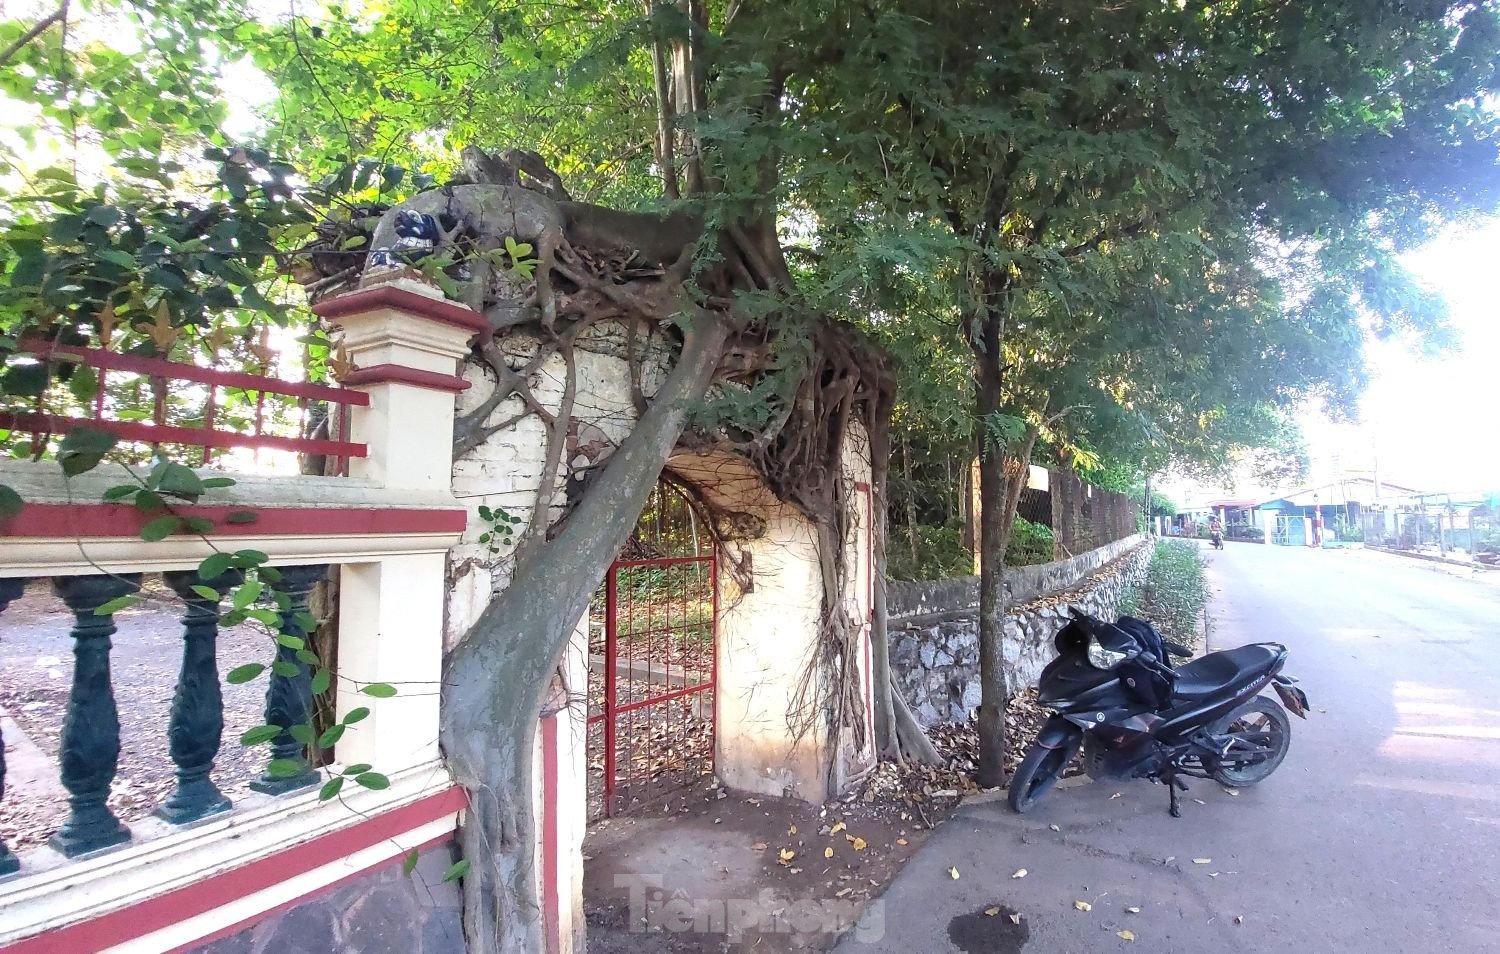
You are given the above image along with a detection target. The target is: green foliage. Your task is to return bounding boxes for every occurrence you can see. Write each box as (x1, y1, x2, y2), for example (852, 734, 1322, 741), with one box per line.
(1122, 540, 1210, 645)
(887, 521, 974, 581)
(1005, 517, 1054, 568)
(476, 504, 522, 554)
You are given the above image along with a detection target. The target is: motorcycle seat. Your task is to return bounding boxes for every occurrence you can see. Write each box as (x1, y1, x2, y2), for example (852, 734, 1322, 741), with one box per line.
(1171, 643, 1285, 702)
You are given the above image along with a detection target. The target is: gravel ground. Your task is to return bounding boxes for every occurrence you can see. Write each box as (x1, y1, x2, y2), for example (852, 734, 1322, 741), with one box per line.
(0, 578, 277, 854)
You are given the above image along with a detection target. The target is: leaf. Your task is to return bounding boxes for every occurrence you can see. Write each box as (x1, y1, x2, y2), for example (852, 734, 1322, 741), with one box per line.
(320, 777, 345, 801)
(57, 427, 118, 475)
(198, 552, 234, 580)
(140, 515, 183, 542)
(68, 365, 98, 402)
(201, 477, 237, 489)
(318, 724, 345, 748)
(183, 516, 215, 535)
(267, 758, 305, 779)
(288, 723, 315, 744)
(93, 594, 138, 616)
(779, 848, 795, 863)
(247, 607, 281, 627)
(788, 825, 797, 835)
(191, 584, 221, 601)
(948, 867, 960, 880)
(232, 579, 263, 609)
(343, 763, 372, 775)
(226, 662, 266, 684)
(277, 634, 305, 650)
(402, 848, 420, 876)
(1118, 930, 1136, 942)
(354, 771, 390, 790)
(360, 683, 398, 698)
(984, 906, 999, 917)
(830, 821, 846, 835)
(1073, 900, 1092, 912)
(102, 484, 139, 503)
(296, 649, 320, 665)
(1011, 868, 1027, 879)
(1049, 824, 1061, 832)
(824, 846, 834, 859)
(442, 859, 470, 883)
(0, 484, 22, 519)
(311, 668, 331, 695)
(344, 706, 371, 725)
(240, 725, 283, 745)
(850, 836, 867, 851)
(272, 660, 301, 678)
(1009, 913, 1022, 925)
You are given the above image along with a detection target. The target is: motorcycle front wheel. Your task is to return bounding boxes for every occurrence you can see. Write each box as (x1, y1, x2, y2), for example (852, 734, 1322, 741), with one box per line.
(1007, 736, 1081, 813)
(1208, 695, 1291, 786)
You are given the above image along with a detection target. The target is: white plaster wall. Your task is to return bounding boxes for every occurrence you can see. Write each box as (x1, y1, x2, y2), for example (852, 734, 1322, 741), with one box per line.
(712, 498, 831, 802)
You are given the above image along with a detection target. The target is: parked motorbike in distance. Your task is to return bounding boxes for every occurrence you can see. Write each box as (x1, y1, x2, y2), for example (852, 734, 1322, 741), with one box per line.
(1008, 608, 1309, 817)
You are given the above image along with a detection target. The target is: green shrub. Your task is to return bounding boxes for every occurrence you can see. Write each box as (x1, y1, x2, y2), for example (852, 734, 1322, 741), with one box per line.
(1005, 516, 1055, 567)
(887, 521, 975, 581)
(1124, 539, 1209, 645)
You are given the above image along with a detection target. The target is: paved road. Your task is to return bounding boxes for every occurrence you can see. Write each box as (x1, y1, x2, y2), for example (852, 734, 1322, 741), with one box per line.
(839, 543, 1500, 953)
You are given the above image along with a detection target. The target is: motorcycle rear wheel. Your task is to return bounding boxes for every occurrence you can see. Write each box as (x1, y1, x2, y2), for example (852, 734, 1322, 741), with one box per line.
(1208, 695, 1291, 786)
(1008, 736, 1081, 813)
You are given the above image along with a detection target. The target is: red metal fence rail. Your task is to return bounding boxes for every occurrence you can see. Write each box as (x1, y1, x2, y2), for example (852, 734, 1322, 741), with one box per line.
(2, 339, 367, 471)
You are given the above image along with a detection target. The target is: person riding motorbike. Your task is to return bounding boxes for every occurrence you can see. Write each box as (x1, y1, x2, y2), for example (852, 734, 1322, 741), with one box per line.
(1209, 515, 1224, 549)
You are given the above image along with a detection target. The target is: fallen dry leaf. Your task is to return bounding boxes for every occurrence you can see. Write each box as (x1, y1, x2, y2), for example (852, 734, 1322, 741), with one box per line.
(831, 821, 847, 835)
(1125, 906, 1141, 914)
(789, 825, 798, 835)
(1009, 913, 1022, 925)
(1011, 868, 1028, 879)
(779, 848, 796, 863)
(851, 836, 868, 851)
(1193, 858, 1212, 865)
(1074, 900, 1092, 912)
(896, 838, 908, 846)
(948, 867, 961, 880)
(824, 847, 834, 859)
(1049, 824, 1061, 832)
(984, 906, 1000, 917)
(1118, 929, 1136, 942)
(752, 842, 767, 851)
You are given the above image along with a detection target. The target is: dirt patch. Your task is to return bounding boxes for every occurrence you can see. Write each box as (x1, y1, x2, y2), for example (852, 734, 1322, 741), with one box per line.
(581, 690, 1058, 951)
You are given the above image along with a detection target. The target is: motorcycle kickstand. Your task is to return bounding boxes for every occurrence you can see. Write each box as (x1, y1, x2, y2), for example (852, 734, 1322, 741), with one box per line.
(1165, 772, 1189, 818)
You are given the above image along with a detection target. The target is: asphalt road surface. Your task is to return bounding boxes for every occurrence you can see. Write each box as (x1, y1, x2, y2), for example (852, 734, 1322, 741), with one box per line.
(839, 543, 1500, 954)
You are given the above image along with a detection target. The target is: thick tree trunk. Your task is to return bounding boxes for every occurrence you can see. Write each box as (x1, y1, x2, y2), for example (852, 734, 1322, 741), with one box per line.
(973, 304, 1009, 789)
(440, 311, 732, 953)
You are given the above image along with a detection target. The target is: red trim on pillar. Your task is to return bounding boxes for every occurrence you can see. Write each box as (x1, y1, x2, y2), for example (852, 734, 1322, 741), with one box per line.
(1, 787, 467, 954)
(542, 713, 562, 954)
(1, 504, 468, 539)
(313, 284, 489, 336)
(340, 364, 472, 393)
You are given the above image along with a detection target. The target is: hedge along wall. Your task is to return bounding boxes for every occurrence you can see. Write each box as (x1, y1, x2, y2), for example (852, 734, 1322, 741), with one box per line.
(887, 535, 1152, 726)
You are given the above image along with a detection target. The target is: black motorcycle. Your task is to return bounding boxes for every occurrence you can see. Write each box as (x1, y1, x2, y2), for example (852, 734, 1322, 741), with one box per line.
(1009, 609, 1309, 817)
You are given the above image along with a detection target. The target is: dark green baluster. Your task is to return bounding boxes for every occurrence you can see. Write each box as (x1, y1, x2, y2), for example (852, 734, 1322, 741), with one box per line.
(0, 577, 24, 874)
(249, 565, 325, 795)
(50, 574, 142, 857)
(157, 569, 243, 824)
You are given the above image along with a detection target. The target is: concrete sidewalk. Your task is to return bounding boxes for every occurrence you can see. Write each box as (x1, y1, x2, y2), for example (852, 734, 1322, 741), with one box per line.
(838, 541, 1500, 953)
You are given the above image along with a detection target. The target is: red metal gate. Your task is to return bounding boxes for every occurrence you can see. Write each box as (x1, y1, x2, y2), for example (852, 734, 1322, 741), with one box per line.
(587, 489, 717, 820)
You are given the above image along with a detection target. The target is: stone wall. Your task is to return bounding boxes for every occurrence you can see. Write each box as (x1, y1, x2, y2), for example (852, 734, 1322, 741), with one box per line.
(888, 536, 1152, 726)
(194, 843, 464, 954)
